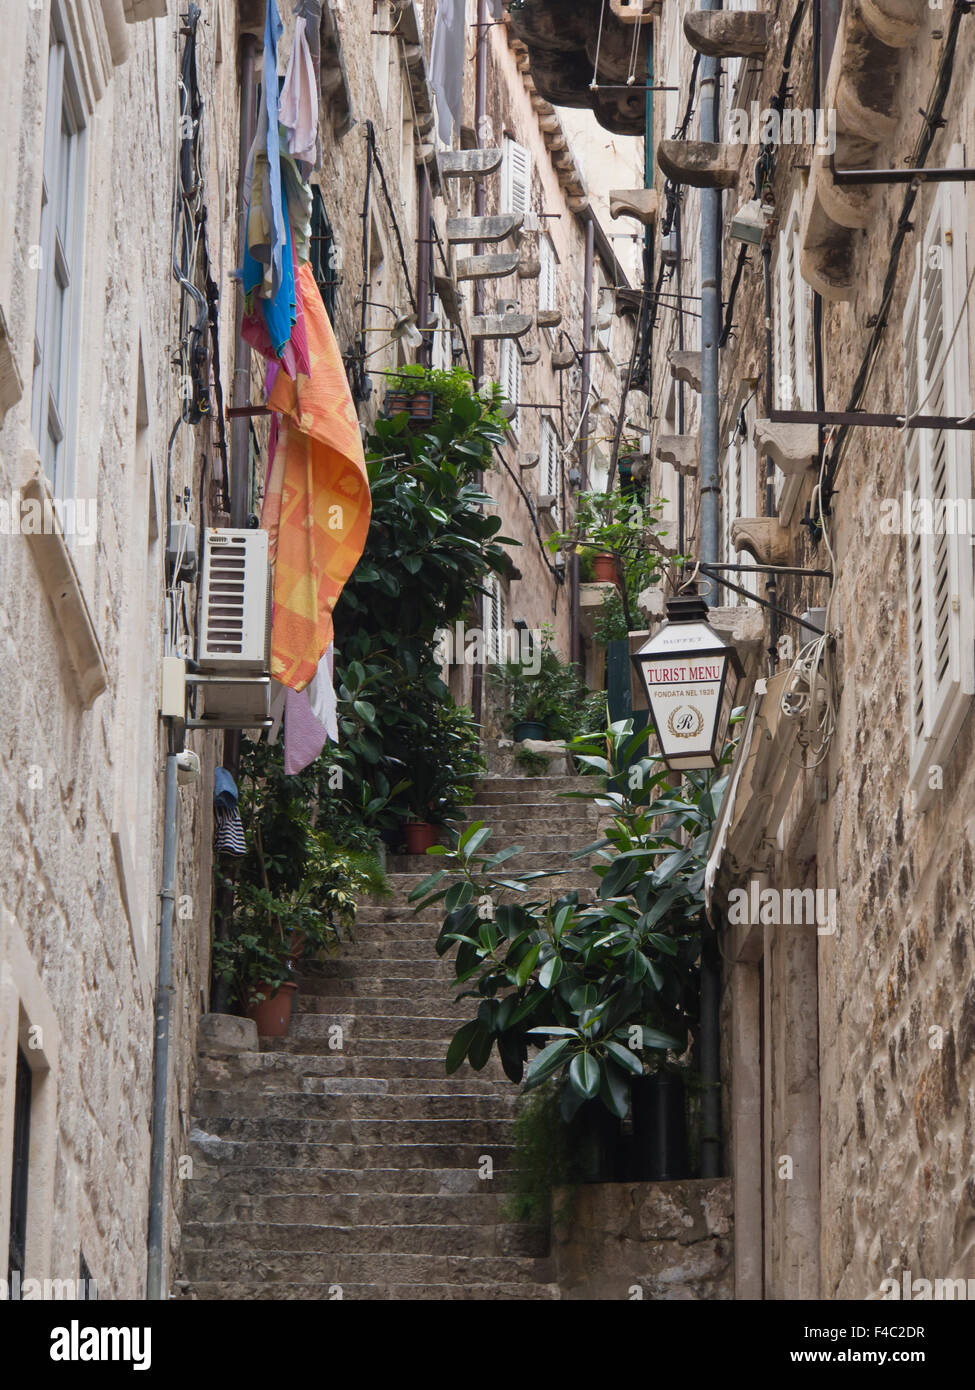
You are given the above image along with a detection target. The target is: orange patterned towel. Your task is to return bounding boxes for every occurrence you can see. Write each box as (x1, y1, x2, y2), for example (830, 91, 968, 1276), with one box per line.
(262, 262, 371, 691)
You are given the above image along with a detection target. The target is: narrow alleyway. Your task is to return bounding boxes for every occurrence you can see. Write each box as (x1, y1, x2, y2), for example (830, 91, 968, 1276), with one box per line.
(176, 772, 597, 1300)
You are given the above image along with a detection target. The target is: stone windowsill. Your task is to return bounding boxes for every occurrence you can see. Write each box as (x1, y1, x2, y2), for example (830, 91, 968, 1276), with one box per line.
(22, 472, 108, 709)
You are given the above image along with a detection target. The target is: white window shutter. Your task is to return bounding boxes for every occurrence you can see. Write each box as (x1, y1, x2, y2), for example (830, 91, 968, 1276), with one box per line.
(539, 235, 557, 312)
(500, 338, 521, 434)
(904, 185, 974, 795)
(502, 137, 531, 217)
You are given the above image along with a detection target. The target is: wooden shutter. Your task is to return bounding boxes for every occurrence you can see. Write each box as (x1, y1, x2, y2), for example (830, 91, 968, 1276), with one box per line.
(502, 137, 531, 217)
(542, 416, 561, 522)
(539, 235, 557, 312)
(500, 338, 521, 434)
(903, 185, 974, 791)
(776, 197, 811, 410)
(485, 574, 507, 664)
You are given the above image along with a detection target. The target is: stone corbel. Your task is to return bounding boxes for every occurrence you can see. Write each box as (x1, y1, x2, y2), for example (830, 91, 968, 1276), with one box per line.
(656, 434, 699, 476)
(456, 253, 522, 282)
(519, 452, 540, 471)
(447, 215, 523, 245)
(536, 309, 563, 330)
(609, 189, 659, 228)
(551, 348, 576, 370)
(21, 470, 108, 708)
(0, 305, 24, 425)
(753, 419, 820, 474)
(668, 351, 702, 392)
(521, 346, 542, 366)
(682, 11, 769, 58)
(432, 274, 462, 326)
(517, 255, 542, 280)
(470, 314, 533, 341)
(731, 518, 791, 567)
(122, 0, 167, 20)
(610, 0, 657, 22)
(438, 148, 504, 181)
(100, 0, 131, 65)
(858, 0, 925, 47)
(656, 140, 739, 189)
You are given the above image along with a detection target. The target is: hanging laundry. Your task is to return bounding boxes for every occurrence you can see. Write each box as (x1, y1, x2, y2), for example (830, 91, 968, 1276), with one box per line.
(261, 262, 371, 692)
(261, 0, 287, 298)
(430, 0, 466, 145)
(268, 648, 338, 774)
(280, 15, 319, 170)
(242, 221, 310, 377)
(292, 0, 322, 92)
(213, 767, 247, 856)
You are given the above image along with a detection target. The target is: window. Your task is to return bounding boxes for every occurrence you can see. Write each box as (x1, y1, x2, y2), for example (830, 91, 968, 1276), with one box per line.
(501, 136, 532, 217)
(310, 189, 339, 323)
(32, 2, 88, 500)
(539, 235, 558, 314)
(484, 573, 508, 664)
(7, 1049, 32, 1288)
(541, 416, 562, 524)
(902, 184, 974, 797)
(499, 337, 522, 436)
(721, 399, 759, 605)
(429, 296, 453, 371)
(773, 192, 813, 514)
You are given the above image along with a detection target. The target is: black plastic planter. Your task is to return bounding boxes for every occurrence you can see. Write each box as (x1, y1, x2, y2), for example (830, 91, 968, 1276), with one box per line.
(630, 1071, 690, 1181)
(570, 1099, 622, 1183)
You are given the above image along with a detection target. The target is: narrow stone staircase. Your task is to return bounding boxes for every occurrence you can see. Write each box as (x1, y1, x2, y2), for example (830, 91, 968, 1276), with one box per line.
(176, 773, 600, 1301)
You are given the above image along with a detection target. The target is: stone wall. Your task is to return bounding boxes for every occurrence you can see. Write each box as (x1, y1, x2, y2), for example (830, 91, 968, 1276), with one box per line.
(650, 0, 975, 1299)
(552, 1178, 734, 1299)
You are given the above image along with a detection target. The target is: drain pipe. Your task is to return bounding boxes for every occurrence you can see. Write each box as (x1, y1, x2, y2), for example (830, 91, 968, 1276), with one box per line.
(570, 215, 596, 669)
(147, 753, 180, 1299)
(697, 1, 723, 1181)
(471, 0, 489, 724)
(214, 29, 260, 1015)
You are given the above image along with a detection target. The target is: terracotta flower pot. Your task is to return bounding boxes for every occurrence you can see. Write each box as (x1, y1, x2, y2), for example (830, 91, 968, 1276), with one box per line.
(246, 981, 297, 1038)
(592, 553, 619, 584)
(404, 821, 438, 854)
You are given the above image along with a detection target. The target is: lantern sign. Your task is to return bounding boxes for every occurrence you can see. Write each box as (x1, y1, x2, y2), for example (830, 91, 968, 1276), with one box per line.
(631, 592, 742, 770)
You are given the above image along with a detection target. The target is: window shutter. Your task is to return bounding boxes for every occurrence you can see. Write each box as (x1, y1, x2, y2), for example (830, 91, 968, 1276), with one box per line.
(500, 338, 521, 434)
(485, 574, 507, 664)
(539, 235, 557, 312)
(541, 417, 561, 523)
(903, 185, 974, 793)
(502, 137, 531, 217)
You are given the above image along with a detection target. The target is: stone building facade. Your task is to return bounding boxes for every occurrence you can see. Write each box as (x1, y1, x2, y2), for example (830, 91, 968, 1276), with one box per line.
(649, 0, 975, 1300)
(513, 0, 975, 1300)
(0, 0, 639, 1299)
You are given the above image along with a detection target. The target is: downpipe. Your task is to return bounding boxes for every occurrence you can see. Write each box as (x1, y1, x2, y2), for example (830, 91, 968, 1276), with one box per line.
(147, 753, 180, 1299)
(698, 16, 722, 1180)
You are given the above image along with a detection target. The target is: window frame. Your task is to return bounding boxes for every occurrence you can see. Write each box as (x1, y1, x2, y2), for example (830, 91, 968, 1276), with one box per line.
(32, 0, 88, 503)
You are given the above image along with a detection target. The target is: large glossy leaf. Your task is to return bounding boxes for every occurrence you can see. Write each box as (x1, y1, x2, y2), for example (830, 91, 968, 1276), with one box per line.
(445, 1019, 480, 1074)
(569, 1051, 601, 1100)
(524, 1038, 572, 1089)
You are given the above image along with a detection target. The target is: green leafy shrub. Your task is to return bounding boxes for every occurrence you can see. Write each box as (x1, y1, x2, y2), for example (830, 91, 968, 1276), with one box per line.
(411, 718, 734, 1122)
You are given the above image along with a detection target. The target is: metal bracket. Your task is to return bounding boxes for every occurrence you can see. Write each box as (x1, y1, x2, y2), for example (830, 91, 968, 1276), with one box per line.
(770, 408, 975, 431)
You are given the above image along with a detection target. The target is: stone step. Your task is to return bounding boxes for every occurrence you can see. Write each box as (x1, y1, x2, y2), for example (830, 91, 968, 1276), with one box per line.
(192, 1090, 518, 1122)
(195, 1055, 507, 1096)
(181, 1220, 545, 1258)
(254, 1044, 505, 1078)
(184, 1192, 507, 1227)
(299, 970, 466, 995)
(183, 1164, 516, 1197)
(176, 1280, 561, 1301)
(474, 776, 592, 794)
(187, 1138, 516, 1169)
(290, 1013, 478, 1042)
(178, 1247, 552, 1286)
(295, 994, 474, 1018)
(196, 1116, 516, 1146)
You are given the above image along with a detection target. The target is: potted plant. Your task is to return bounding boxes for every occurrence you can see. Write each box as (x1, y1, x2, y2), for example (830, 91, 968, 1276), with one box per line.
(394, 699, 484, 851)
(591, 552, 620, 585)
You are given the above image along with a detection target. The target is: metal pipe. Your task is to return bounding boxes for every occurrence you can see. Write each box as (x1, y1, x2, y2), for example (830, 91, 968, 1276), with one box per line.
(147, 753, 180, 1300)
(697, 0, 722, 1185)
(416, 169, 432, 366)
(473, 0, 489, 388)
(571, 217, 596, 669)
(230, 33, 259, 527)
(698, 45, 721, 589)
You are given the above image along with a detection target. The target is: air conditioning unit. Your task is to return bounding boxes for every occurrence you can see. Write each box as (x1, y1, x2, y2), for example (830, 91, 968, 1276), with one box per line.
(198, 529, 271, 674)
